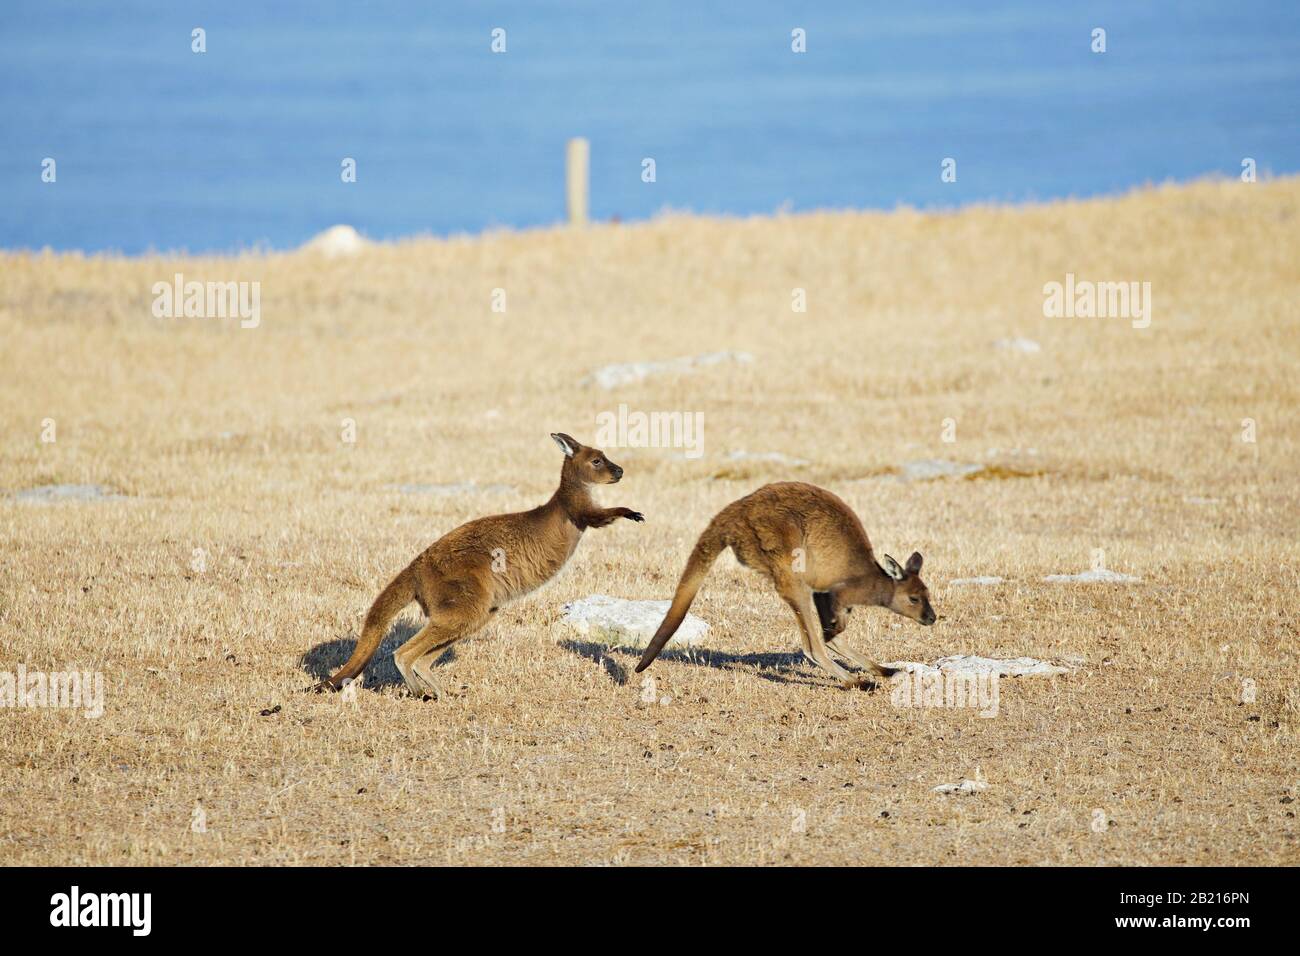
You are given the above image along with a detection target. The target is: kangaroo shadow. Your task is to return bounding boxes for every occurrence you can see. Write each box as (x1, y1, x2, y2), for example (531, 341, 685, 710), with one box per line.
(300, 619, 456, 691)
(559, 640, 830, 688)
(561, 640, 633, 685)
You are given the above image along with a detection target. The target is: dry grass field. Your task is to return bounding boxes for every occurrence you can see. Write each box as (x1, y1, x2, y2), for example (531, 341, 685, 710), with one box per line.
(1, 177, 1298, 866)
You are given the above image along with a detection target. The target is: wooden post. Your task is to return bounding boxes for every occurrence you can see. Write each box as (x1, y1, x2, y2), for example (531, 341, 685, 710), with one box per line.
(566, 137, 589, 225)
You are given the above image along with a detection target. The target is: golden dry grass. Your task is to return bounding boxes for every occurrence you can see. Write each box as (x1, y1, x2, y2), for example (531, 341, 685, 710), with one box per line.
(1, 177, 1298, 865)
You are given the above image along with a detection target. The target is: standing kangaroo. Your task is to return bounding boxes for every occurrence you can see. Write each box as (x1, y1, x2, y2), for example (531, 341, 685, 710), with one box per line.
(316, 433, 644, 698)
(634, 481, 935, 688)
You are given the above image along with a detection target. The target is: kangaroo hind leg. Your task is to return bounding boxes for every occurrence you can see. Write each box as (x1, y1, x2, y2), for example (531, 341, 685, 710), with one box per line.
(394, 620, 456, 699)
(394, 580, 492, 699)
(777, 580, 859, 688)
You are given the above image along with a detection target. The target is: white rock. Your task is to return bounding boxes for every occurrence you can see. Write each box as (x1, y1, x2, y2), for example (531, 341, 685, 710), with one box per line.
(11, 483, 126, 502)
(948, 576, 1004, 586)
(993, 337, 1041, 353)
(300, 224, 371, 258)
(933, 766, 989, 794)
(561, 594, 708, 649)
(884, 655, 1072, 677)
(897, 459, 984, 481)
(1043, 568, 1140, 583)
(583, 351, 753, 389)
(933, 779, 989, 794)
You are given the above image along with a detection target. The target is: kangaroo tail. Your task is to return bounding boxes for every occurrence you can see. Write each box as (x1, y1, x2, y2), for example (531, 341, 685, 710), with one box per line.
(635, 523, 726, 673)
(316, 568, 415, 691)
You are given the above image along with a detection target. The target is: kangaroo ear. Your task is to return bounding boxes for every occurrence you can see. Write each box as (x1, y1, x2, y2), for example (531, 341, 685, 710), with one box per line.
(905, 551, 923, 575)
(550, 432, 579, 458)
(881, 554, 906, 581)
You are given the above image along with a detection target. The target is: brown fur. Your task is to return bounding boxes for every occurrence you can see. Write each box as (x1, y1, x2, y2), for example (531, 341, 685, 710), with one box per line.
(634, 481, 935, 688)
(315, 433, 643, 697)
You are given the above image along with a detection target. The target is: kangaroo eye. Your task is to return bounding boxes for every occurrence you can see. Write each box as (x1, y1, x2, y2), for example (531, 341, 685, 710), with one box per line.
(908, 596, 920, 605)
(592, 459, 603, 468)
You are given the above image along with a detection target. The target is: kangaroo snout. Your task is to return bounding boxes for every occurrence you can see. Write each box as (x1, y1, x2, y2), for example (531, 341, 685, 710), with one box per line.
(609, 463, 624, 482)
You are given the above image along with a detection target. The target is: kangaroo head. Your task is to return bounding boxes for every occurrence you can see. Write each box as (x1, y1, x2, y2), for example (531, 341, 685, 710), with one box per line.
(551, 432, 624, 484)
(880, 551, 936, 625)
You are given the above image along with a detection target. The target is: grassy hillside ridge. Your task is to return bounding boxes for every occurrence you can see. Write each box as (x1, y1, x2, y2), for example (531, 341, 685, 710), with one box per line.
(0, 177, 1297, 864)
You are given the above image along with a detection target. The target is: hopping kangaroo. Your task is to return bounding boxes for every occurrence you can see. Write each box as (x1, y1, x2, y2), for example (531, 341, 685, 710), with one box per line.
(316, 433, 644, 698)
(635, 481, 935, 688)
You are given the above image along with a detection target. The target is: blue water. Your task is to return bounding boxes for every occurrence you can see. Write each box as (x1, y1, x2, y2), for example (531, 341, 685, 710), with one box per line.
(3, 1, 1298, 255)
